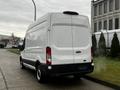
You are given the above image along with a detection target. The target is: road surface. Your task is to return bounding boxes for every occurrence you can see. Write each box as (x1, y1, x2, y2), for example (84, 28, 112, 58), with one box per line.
(0, 49, 114, 90)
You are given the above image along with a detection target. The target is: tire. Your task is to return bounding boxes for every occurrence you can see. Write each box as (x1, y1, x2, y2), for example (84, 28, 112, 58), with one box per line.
(36, 65, 47, 83)
(20, 57, 25, 69)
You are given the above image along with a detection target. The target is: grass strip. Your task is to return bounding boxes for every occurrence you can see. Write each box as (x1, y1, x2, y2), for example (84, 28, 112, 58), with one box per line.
(88, 57, 120, 86)
(7, 48, 20, 54)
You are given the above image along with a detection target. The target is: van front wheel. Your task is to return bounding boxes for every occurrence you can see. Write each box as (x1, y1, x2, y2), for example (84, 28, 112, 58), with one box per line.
(36, 65, 47, 83)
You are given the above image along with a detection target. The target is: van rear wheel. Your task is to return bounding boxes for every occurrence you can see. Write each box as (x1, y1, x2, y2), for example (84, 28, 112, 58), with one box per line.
(36, 65, 47, 83)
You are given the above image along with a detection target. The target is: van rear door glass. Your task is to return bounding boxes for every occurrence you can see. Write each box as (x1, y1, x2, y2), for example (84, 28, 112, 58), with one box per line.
(72, 26, 90, 47)
(52, 25, 72, 47)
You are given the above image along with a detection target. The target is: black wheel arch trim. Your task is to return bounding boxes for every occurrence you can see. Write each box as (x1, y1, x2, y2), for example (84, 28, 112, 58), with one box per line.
(21, 58, 42, 69)
(22, 58, 36, 67)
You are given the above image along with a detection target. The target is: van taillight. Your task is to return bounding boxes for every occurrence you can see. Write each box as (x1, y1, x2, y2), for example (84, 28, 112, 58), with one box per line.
(46, 47, 52, 65)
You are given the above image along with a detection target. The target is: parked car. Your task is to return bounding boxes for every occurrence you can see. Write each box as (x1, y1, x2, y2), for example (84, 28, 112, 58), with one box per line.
(0, 42, 5, 48)
(20, 11, 94, 83)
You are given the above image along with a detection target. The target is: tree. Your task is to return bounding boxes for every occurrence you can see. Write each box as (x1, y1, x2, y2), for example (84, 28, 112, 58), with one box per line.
(92, 34, 97, 56)
(11, 33, 20, 45)
(110, 32, 120, 57)
(11, 33, 15, 45)
(98, 32, 106, 56)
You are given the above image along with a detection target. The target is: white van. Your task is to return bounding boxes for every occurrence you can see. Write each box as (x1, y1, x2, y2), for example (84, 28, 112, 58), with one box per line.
(20, 11, 94, 83)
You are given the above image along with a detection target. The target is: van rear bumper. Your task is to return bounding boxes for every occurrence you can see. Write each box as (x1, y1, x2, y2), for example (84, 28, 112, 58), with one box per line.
(40, 63, 94, 76)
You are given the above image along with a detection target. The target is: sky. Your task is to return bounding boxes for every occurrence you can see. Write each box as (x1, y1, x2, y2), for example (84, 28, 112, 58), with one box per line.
(0, 0, 91, 38)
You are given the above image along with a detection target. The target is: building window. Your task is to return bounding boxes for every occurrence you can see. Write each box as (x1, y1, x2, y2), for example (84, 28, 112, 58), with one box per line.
(94, 5, 97, 16)
(115, 0, 119, 10)
(103, 20, 107, 30)
(109, 19, 113, 30)
(99, 21, 102, 31)
(115, 18, 119, 29)
(94, 23, 97, 32)
(99, 3, 102, 15)
(104, 1, 107, 13)
(109, 0, 113, 12)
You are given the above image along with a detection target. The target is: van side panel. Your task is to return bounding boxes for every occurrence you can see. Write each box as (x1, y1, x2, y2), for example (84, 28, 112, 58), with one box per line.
(22, 20, 49, 64)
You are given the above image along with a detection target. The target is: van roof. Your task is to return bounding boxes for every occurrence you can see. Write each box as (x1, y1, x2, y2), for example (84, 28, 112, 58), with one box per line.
(28, 13, 89, 31)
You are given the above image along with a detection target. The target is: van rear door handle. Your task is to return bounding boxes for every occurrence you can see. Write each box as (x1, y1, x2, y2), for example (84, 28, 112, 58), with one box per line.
(76, 51, 81, 53)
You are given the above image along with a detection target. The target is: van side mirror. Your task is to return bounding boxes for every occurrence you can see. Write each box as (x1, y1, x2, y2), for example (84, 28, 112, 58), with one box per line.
(19, 38, 25, 51)
(18, 45, 24, 51)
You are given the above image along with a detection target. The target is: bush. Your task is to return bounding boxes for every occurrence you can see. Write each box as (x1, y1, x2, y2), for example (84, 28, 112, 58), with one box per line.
(98, 32, 106, 56)
(110, 32, 120, 57)
(92, 34, 97, 56)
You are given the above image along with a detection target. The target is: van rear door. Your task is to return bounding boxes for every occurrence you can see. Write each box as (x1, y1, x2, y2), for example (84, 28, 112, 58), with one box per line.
(51, 15, 74, 65)
(72, 16, 91, 63)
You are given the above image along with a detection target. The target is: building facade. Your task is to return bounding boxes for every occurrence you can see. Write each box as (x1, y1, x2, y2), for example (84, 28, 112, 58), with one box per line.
(0, 34, 21, 48)
(91, 0, 120, 33)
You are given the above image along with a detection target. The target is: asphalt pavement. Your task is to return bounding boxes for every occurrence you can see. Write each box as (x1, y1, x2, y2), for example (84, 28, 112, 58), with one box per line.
(0, 49, 114, 90)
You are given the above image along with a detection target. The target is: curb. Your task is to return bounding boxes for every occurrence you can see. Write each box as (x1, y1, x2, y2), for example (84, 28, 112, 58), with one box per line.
(84, 76, 120, 90)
